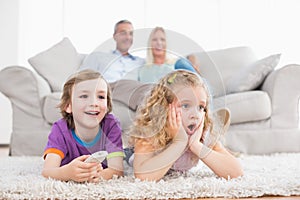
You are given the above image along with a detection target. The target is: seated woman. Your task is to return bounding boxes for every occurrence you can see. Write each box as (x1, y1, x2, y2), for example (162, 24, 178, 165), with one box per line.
(125, 27, 175, 83)
(126, 27, 201, 83)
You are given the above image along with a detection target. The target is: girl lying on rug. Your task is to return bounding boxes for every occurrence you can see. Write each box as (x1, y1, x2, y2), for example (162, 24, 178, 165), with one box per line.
(128, 70, 244, 181)
(42, 69, 124, 183)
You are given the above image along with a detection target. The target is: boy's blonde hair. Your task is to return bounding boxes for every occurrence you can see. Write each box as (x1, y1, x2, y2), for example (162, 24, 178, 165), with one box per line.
(129, 70, 213, 149)
(59, 69, 112, 129)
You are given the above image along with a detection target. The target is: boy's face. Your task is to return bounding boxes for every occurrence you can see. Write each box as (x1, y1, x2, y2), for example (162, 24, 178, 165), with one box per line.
(175, 86, 207, 135)
(66, 78, 108, 131)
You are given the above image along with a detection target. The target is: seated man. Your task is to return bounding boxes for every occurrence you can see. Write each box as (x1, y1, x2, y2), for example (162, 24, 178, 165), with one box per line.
(80, 20, 145, 82)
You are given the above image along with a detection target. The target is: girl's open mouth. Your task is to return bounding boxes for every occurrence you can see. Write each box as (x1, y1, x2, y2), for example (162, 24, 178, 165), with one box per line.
(187, 123, 197, 135)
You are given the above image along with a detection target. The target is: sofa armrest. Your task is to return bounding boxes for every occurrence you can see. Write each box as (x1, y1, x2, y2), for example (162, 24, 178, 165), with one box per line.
(262, 64, 300, 129)
(0, 66, 51, 119)
(0, 66, 53, 155)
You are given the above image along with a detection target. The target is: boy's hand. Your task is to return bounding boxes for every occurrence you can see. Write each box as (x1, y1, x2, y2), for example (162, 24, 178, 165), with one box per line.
(87, 163, 103, 183)
(66, 155, 103, 182)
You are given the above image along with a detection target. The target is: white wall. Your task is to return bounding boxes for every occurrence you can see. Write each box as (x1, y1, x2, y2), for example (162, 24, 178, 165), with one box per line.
(13, 0, 300, 67)
(18, 0, 64, 67)
(0, 0, 63, 144)
(219, 0, 300, 67)
(0, 0, 18, 144)
(1, 0, 300, 144)
(62, 0, 300, 67)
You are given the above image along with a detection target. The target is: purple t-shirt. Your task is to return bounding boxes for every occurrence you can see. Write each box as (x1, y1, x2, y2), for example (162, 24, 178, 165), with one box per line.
(44, 113, 124, 167)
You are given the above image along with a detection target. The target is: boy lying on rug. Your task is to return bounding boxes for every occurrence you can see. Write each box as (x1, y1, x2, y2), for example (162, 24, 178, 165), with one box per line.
(42, 69, 124, 183)
(127, 70, 244, 181)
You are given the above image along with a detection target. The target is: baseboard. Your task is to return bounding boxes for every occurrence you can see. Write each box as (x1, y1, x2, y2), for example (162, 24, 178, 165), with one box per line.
(0, 144, 9, 147)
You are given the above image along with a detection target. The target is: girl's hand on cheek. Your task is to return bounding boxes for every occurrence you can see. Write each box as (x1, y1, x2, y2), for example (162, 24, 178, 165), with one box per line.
(189, 113, 205, 154)
(166, 103, 179, 138)
(166, 103, 187, 143)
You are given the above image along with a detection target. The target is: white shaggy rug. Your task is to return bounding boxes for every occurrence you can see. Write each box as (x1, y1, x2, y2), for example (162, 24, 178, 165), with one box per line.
(0, 153, 300, 199)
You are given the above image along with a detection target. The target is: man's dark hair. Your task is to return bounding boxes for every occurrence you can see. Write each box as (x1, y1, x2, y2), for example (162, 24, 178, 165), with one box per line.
(114, 19, 132, 34)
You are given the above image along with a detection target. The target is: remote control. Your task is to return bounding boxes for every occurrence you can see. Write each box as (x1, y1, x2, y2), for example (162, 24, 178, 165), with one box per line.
(84, 151, 108, 163)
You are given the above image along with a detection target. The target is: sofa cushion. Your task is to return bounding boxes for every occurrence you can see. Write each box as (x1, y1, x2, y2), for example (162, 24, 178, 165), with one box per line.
(42, 92, 61, 124)
(195, 46, 258, 97)
(226, 54, 281, 94)
(28, 38, 82, 92)
(111, 79, 153, 111)
(213, 90, 271, 124)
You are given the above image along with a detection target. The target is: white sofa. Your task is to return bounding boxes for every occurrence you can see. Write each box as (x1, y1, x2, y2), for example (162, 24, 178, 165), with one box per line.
(1, 37, 300, 156)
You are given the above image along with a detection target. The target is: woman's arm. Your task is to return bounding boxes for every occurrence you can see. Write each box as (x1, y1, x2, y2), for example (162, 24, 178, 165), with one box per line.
(187, 54, 201, 74)
(42, 153, 101, 182)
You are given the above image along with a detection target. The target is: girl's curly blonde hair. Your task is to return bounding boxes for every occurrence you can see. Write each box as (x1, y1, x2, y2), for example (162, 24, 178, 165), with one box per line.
(129, 70, 213, 149)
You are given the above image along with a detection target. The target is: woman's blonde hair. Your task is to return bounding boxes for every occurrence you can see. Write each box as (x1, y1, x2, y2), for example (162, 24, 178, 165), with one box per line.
(146, 27, 175, 65)
(129, 70, 213, 149)
(59, 69, 112, 129)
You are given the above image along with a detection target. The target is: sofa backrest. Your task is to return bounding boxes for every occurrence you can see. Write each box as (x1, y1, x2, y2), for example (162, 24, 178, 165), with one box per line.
(194, 46, 257, 97)
(200, 47, 281, 97)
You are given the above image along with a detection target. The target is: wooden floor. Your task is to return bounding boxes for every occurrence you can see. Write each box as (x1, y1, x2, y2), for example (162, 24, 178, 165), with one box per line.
(0, 145, 9, 157)
(198, 198, 300, 200)
(192, 198, 300, 200)
(0, 145, 299, 200)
